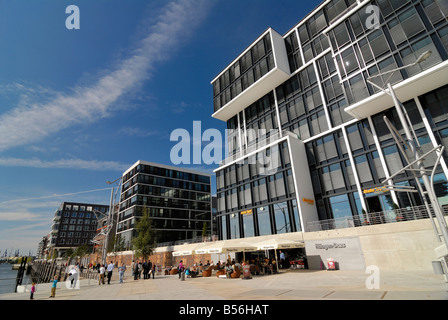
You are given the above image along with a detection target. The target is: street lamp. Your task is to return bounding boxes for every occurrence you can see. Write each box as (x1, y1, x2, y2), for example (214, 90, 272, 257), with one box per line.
(101, 177, 122, 265)
(366, 51, 448, 269)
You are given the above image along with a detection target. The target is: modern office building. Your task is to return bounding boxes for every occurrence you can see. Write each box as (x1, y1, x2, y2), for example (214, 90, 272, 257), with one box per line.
(48, 202, 109, 257)
(212, 0, 448, 241)
(116, 161, 212, 247)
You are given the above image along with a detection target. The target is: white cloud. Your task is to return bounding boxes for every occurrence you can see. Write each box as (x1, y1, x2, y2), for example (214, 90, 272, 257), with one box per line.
(0, 0, 212, 152)
(0, 157, 130, 171)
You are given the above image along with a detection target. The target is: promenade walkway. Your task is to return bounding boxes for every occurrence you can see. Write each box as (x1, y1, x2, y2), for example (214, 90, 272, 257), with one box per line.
(1, 269, 447, 301)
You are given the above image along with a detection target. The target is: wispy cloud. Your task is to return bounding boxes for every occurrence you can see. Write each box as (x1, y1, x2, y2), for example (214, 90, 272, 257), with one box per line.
(118, 127, 161, 138)
(0, 0, 213, 152)
(0, 157, 130, 171)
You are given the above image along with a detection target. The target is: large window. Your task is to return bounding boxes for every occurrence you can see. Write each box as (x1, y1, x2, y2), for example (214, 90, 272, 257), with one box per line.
(257, 206, 272, 236)
(242, 213, 255, 238)
(274, 202, 291, 234)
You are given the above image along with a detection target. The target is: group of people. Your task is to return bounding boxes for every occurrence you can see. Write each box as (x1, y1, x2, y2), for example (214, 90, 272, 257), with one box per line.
(97, 261, 127, 285)
(130, 260, 156, 280)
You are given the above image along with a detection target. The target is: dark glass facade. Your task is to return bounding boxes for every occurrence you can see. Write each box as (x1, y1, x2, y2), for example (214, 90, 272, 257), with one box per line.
(213, 0, 448, 238)
(51, 202, 109, 249)
(117, 161, 211, 247)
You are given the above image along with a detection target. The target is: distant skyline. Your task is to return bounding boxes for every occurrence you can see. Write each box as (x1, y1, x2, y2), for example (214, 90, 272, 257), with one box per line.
(0, 0, 322, 255)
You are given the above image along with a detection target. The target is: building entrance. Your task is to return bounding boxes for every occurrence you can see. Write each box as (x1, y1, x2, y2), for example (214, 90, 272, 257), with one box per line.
(366, 194, 393, 213)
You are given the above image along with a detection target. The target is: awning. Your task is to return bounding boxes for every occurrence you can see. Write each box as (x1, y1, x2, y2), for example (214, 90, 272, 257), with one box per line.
(172, 243, 201, 256)
(255, 238, 304, 250)
(195, 239, 258, 254)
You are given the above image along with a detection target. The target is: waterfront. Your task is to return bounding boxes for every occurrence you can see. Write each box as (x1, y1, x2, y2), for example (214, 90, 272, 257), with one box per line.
(0, 264, 30, 295)
(0, 269, 446, 301)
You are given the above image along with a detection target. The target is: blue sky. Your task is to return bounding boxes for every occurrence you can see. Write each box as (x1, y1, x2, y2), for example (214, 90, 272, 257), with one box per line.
(0, 0, 322, 255)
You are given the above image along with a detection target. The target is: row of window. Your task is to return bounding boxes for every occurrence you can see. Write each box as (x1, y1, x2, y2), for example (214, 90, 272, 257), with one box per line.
(213, 34, 274, 112)
(61, 218, 97, 225)
(122, 164, 210, 192)
(121, 184, 211, 204)
(59, 225, 97, 232)
(219, 199, 301, 240)
(120, 194, 211, 212)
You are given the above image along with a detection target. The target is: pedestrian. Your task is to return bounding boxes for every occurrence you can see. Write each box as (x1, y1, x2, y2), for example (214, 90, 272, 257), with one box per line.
(149, 260, 154, 279)
(130, 260, 135, 278)
(134, 260, 139, 280)
(99, 264, 105, 285)
(49, 276, 58, 298)
(138, 261, 142, 279)
(119, 263, 126, 283)
(143, 260, 149, 279)
(279, 250, 286, 269)
(30, 282, 36, 300)
(178, 260, 184, 279)
(107, 261, 114, 284)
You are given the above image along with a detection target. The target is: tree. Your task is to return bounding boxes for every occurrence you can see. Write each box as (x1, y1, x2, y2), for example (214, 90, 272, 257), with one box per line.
(202, 221, 208, 239)
(132, 206, 157, 260)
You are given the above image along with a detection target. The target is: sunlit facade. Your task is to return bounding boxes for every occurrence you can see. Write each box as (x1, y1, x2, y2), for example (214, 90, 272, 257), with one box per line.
(213, 0, 448, 240)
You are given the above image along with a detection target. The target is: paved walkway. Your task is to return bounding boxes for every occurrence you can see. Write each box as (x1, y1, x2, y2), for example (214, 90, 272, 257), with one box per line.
(1, 269, 447, 301)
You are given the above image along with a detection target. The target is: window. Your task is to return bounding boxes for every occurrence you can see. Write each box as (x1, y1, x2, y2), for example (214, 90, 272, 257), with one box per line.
(274, 202, 290, 234)
(329, 194, 354, 222)
(257, 206, 272, 236)
(229, 213, 240, 239)
(398, 7, 425, 40)
(242, 213, 255, 238)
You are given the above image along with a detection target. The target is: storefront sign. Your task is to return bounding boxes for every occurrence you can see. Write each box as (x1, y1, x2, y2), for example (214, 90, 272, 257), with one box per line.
(302, 198, 315, 205)
(315, 243, 347, 250)
(363, 186, 389, 194)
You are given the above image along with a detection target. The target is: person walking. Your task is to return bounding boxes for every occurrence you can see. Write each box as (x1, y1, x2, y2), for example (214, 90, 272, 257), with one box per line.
(106, 261, 114, 284)
(138, 261, 142, 279)
(30, 282, 36, 300)
(49, 276, 58, 298)
(130, 260, 135, 278)
(279, 250, 286, 269)
(178, 260, 184, 279)
(118, 263, 126, 283)
(143, 260, 149, 279)
(134, 260, 139, 280)
(149, 260, 154, 279)
(99, 264, 106, 285)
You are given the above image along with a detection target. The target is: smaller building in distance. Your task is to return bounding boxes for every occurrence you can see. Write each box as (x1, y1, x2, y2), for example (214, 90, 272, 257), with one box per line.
(48, 202, 109, 258)
(117, 161, 212, 248)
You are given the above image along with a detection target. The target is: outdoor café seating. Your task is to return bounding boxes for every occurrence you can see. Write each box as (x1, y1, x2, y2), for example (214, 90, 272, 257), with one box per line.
(216, 269, 226, 277)
(201, 266, 212, 277)
(230, 266, 241, 278)
(170, 268, 178, 275)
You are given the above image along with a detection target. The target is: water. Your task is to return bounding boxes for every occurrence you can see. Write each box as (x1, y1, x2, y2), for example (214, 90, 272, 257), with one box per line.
(0, 263, 31, 294)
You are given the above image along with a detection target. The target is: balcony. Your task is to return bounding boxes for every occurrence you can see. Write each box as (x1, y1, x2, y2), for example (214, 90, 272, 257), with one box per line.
(212, 28, 291, 122)
(344, 60, 448, 120)
(306, 204, 448, 232)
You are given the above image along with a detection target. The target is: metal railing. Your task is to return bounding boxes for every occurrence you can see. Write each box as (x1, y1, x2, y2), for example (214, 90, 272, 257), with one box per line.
(306, 204, 448, 232)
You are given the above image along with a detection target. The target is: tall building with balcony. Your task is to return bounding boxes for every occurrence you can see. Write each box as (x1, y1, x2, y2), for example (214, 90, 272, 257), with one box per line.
(48, 202, 109, 258)
(213, 0, 448, 240)
(117, 161, 212, 247)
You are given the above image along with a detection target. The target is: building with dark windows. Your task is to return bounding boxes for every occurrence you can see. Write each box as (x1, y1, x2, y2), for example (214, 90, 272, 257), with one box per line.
(212, 0, 448, 248)
(117, 161, 212, 247)
(48, 202, 109, 258)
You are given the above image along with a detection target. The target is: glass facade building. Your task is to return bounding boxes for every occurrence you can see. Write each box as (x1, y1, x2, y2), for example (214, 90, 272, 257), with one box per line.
(117, 161, 212, 247)
(213, 0, 448, 240)
(49, 202, 109, 255)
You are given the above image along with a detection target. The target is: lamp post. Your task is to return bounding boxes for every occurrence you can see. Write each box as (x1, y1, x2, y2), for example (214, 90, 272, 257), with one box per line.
(366, 51, 448, 253)
(101, 177, 122, 266)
